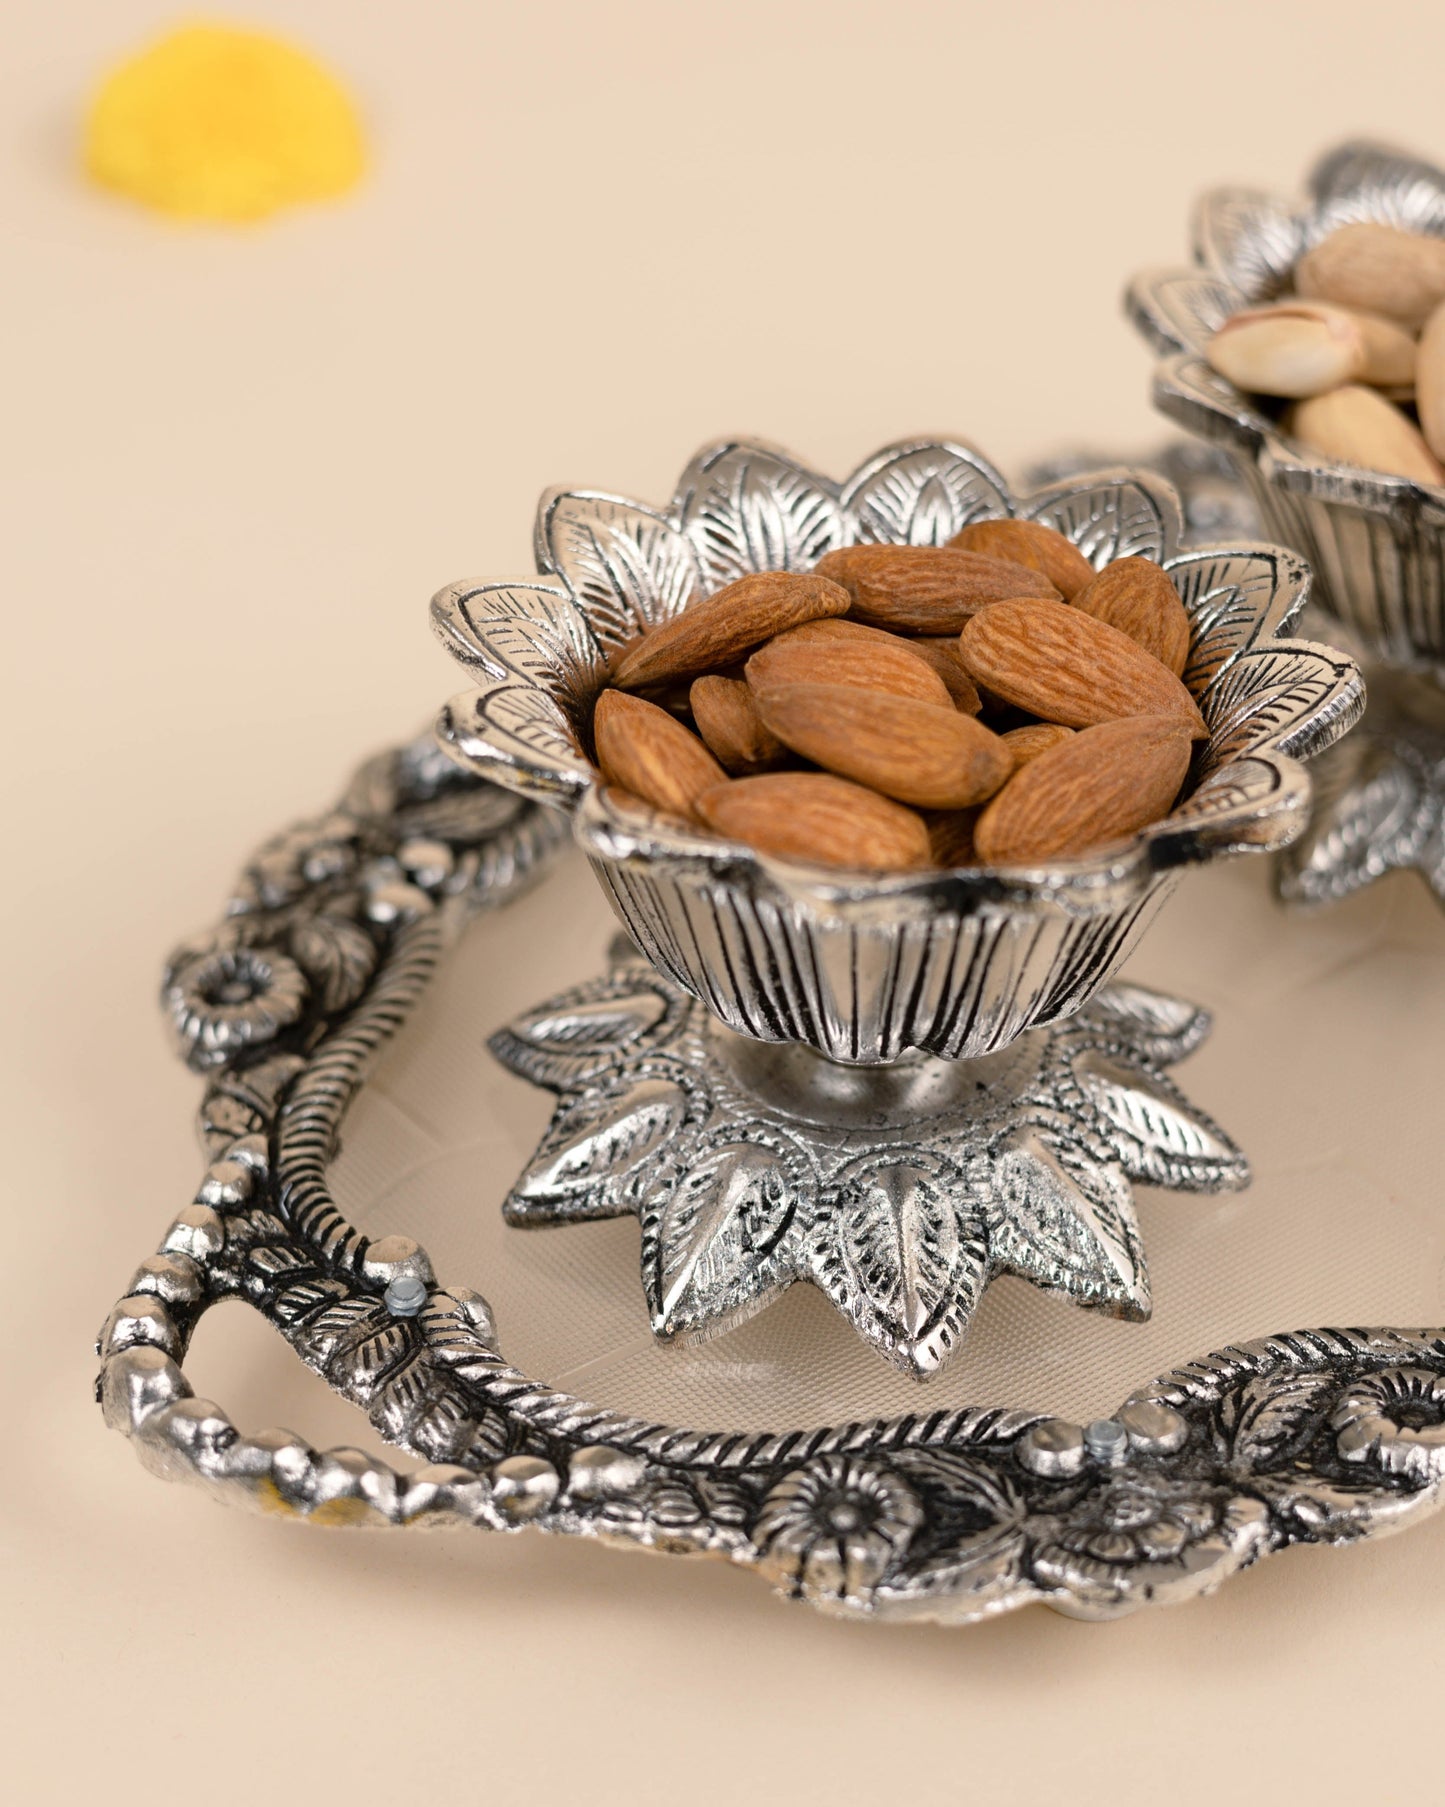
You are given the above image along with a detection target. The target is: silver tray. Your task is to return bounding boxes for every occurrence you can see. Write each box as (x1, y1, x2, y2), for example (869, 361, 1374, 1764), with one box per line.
(98, 717, 1445, 1626)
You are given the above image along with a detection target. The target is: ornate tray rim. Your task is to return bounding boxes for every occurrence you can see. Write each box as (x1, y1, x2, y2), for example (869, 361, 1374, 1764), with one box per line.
(97, 732, 1445, 1627)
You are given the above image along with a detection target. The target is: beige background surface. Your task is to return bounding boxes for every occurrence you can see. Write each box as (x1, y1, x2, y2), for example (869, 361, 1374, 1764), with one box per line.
(6, 2, 1445, 1801)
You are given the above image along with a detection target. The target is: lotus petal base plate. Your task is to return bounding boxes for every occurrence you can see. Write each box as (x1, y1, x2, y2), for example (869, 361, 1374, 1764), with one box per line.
(491, 945, 1249, 1378)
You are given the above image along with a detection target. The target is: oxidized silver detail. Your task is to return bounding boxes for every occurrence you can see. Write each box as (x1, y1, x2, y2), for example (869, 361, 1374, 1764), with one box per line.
(490, 946, 1248, 1376)
(1277, 661, 1445, 908)
(96, 664, 1444, 1625)
(433, 437, 1361, 1062)
(1128, 139, 1445, 674)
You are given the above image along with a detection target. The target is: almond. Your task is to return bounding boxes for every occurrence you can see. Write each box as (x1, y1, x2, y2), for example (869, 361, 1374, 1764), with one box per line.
(908, 637, 983, 713)
(948, 518, 1095, 600)
(695, 773, 931, 871)
(959, 599, 1207, 737)
(924, 808, 979, 868)
(974, 716, 1193, 863)
(611, 571, 850, 691)
(815, 544, 1060, 632)
(753, 682, 1013, 809)
(689, 675, 787, 774)
(1070, 556, 1191, 676)
(593, 689, 727, 818)
(1295, 222, 1445, 332)
(745, 619, 951, 706)
(1000, 722, 1074, 765)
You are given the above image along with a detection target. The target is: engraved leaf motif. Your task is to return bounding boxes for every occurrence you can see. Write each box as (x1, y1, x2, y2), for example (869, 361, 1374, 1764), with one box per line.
(505, 1076, 690, 1224)
(1198, 644, 1364, 768)
(644, 1141, 797, 1336)
(1276, 735, 1433, 906)
(1078, 983, 1211, 1064)
(1219, 1372, 1337, 1470)
(537, 491, 701, 652)
(489, 980, 675, 1090)
(1308, 141, 1445, 237)
(1073, 1062, 1247, 1192)
(1023, 470, 1180, 567)
(1125, 269, 1238, 358)
(431, 579, 607, 698)
(1192, 186, 1304, 300)
(675, 440, 845, 591)
(438, 683, 593, 802)
(841, 441, 1010, 545)
(1167, 546, 1310, 694)
(1148, 754, 1310, 855)
(288, 914, 378, 1015)
(812, 1154, 987, 1377)
(986, 1138, 1149, 1318)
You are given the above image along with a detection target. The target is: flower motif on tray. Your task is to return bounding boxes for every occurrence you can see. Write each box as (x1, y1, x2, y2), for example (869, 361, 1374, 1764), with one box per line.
(754, 1454, 925, 1604)
(1332, 1367, 1445, 1486)
(1030, 1480, 1269, 1611)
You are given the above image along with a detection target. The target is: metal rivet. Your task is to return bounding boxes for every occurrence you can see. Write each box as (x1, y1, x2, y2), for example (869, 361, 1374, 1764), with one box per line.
(1119, 1399, 1189, 1456)
(398, 838, 454, 888)
(365, 882, 432, 925)
(1017, 1418, 1087, 1478)
(1085, 1418, 1129, 1465)
(567, 1444, 647, 1499)
(196, 1159, 253, 1210)
(384, 1275, 428, 1317)
(492, 1454, 559, 1521)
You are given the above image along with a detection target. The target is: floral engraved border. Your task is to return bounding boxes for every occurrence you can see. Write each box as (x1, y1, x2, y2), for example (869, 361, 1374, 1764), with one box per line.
(97, 741, 1445, 1626)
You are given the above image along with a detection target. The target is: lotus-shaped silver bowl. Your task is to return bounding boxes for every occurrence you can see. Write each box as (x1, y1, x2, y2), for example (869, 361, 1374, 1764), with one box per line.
(433, 437, 1361, 1063)
(1128, 140, 1445, 676)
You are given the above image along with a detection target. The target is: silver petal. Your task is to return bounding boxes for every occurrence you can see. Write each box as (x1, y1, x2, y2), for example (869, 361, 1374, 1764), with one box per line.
(840, 439, 1010, 545)
(536, 489, 702, 653)
(1277, 731, 1435, 905)
(1023, 467, 1182, 567)
(1072, 1060, 1247, 1192)
(437, 683, 592, 802)
(1197, 642, 1365, 769)
(673, 438, 845, 591)
(1125, 268, 1238, 359)
(1074, 982, 1211, 1064)
(504, 1074, 693, 1225)
(1146, 753, 1312, 858)
(986, 1139, 1150, 1319)
(430, 578, 604, 698)
(641, 1137, 802, 1339)
(1307, 139, 1445, 237)
(808, 1151, 988, 1378)
(1167, 544, 1311, 694)
(490, 977, 682, 1090)
(1191, 186, 1304, 300)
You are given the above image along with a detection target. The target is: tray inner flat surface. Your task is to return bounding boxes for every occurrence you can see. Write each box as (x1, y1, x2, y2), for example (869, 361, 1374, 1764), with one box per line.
(331, 849, 1445, 1431)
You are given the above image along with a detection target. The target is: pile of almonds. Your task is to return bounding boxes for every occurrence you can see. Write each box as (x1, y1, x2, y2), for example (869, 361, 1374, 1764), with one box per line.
(1205, 220, 1445, 486)
(588, 519, 1207, 873)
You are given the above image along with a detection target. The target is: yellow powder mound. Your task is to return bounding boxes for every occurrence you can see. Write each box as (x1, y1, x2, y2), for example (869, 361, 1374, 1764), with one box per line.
(84, 21, 365, 222)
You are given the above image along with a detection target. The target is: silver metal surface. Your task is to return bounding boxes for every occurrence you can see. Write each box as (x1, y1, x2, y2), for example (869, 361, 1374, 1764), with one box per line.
(433, 436, 1361, 1062)
(1128, 139, 1445, 675)
(97, 730, 1445, 1624)
(1278, 660, 1445, 907)
(490, 941, 1246, 1377)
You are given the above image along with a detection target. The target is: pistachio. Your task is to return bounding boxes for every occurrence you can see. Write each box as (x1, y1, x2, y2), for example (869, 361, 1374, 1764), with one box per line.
(1207, 303, 1364, 399)
(1295, 221, 1445, 332)
(1416, 299, 1445, 464)
(1287, 385, 1445, 488)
